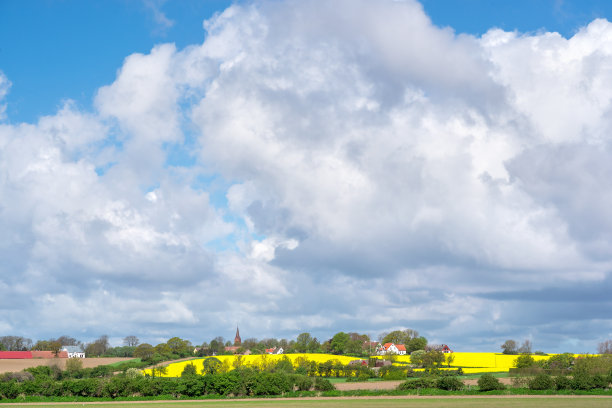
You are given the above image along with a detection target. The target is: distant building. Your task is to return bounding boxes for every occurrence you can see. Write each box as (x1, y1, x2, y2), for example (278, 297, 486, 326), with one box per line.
(426, 344, 453, 354)
(62, 346, 85, 358)
(234, 326, 241, 345)
(265, 347, 283, 354)
(378, 343, 407, 355)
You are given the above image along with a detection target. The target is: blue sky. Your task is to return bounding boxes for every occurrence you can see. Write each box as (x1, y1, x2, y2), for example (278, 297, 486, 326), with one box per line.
(1, 0, 612, 352)
(3, 0, 612, 124)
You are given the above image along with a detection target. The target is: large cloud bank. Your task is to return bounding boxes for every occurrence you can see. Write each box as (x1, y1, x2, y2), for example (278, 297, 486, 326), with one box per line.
(1, 0, 611, 351)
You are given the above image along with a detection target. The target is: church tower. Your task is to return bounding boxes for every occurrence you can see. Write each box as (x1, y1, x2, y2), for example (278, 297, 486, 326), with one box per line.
(234, 326, 241, 345)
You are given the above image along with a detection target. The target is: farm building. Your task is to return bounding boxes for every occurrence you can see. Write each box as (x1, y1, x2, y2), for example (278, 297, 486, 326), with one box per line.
(0, 351, 32, 359)
(62, 346, 85, 358)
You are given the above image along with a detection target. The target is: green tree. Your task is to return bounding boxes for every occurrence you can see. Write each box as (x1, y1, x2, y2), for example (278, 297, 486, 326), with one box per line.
(330, 332, 350, 354)
(201, 357, 222, 375)
(406, 337, 427, 353)
(181, 363, 198, 377)
(421, 350, 445, 373)
(380, 329, 420, 345)
(133, 343, 154, 361)
(410, 350, 425, 367)
(295, 333, 312, 353)
(84, 335, 109, 357)
(514, 353, 535, 368)
(166, 337, 192, 356)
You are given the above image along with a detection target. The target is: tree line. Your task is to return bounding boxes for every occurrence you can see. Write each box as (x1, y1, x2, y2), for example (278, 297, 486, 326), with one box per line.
(1, 328, 432, 361)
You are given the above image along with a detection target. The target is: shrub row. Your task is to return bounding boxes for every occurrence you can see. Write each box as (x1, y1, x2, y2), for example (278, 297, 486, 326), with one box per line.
(397, 376, 464, 391)
(0, 371, 334, 399)
(529, 373, 611, 391)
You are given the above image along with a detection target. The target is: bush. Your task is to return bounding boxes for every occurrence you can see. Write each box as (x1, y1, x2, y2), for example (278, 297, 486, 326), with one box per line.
(477, 374, 505, 391)
(250, 372, 292, 396)
(514, 354, 536, 369)
(436, 376, 463, 391)
(294, 375, 313, 391)
(397, 377, 437, 390)
(592, 374, 609, 389)
(0, 380, 19, 399)
(380, 366, 407, 380)
(528, 373, 554, 390)
(314, 377, 335, 391)
(572, 372, 595, 390)
(554, 375, 572, 390)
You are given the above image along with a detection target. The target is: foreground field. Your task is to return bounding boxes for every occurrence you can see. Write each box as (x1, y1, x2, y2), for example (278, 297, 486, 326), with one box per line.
(2, 397, 612, 407)
(0, 358, 133, 374)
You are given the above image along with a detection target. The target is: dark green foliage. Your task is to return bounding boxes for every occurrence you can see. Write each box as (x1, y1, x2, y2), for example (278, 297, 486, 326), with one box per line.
(379, 365, 407, 380)
(313, 377, 335, 391)
(554, 375, 572, 390)
(571, 372, 595, 390)
(0, 380, 19, 399)
(528, 373, 554, 390)
(201, 357, 222, 375)
(592, 374, 609, 389)
(514, 354, 536, 368)
(250, 372, 292, 396)
(436, 376, 463, 391)
(293, 375, 313, 391)
(477, 374, 505, 391)
(180, 363, 198, 377)
(397, 377, 437, 390)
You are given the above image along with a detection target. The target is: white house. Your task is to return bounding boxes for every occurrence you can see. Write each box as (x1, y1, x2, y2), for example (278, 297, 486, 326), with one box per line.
(378, 343, 407, 355)
(62, 346, 85, 358)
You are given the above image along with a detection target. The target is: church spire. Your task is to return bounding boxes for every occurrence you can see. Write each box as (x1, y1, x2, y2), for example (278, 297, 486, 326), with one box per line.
(234, 326, 241, 345)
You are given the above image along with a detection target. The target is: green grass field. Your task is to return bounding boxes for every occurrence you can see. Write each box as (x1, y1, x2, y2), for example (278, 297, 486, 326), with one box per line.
(2, 397, 612, 408)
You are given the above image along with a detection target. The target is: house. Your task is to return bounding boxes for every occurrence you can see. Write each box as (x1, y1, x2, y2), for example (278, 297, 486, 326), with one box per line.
(265, 347, 283, 354)
(378, 343, 407, 355)
(62, 346, 85, 358)
(224, 346, 240, 353)
(426, 344, 453, 354)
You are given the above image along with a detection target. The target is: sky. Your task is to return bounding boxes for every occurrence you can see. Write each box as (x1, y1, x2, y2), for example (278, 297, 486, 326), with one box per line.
(1, 0, 612, 353)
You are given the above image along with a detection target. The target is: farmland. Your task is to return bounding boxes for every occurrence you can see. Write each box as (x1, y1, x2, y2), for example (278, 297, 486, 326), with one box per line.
(0, 358, 133, 374)
(143, 352, 564, 377)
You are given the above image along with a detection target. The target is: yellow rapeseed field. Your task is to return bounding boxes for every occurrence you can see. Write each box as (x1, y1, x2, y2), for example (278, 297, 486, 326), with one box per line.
(143, 352, 586, 377)
(143, 353, 359, 377)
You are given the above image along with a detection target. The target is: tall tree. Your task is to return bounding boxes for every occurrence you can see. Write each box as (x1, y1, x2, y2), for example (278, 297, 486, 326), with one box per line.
(133, 343, 154, 361)
(0, 336, 32, 351)
(330, 332, 350, 354)
(123, 335, 139, 347)
(598, 339, 612, 354)
(501, 339, 518, 354)
(56, 336, 80, 346)
(295, 333, 312, 353)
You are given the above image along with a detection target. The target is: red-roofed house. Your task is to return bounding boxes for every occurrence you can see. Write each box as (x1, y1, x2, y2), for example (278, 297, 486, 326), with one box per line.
(378, 343, 407, 355)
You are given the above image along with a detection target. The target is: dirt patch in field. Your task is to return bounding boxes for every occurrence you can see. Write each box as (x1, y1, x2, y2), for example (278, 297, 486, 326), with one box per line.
(0, 358, 133, 374)
(334, 380, 403, 390)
